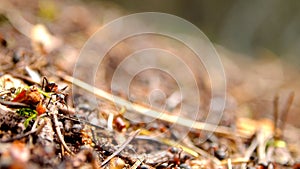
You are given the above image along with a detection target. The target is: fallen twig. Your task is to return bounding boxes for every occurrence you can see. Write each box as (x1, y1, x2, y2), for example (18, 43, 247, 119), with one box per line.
(101, 129, 141, 167)
(0, 99, 30, 108)
(0, 120, 46, 143)
(51, 109, 74, 155)
(57, 113, 105, 130)
(57, 72, 246, 138)
(0, 129, 37, 143)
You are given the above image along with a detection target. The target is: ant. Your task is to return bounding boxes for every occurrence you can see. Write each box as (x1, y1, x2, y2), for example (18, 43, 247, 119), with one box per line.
(163, 147, 190, 169)
(32, 77, 69, 115)
(41, 76, 68, 107)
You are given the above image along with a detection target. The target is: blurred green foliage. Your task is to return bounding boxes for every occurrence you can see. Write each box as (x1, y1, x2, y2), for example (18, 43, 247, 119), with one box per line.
(96, 0, 300, 64)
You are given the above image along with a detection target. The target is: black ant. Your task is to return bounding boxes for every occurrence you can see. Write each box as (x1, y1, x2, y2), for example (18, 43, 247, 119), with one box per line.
(41, 76, 68, 107)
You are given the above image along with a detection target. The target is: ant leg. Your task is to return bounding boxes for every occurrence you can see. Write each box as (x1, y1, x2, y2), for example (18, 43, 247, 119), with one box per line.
(178, 147, 183, 164)
(63, 93, 68, 108)
(46, 94, 54, 108)
(42, 76, 48, 91)
(60, 86, 68, 92)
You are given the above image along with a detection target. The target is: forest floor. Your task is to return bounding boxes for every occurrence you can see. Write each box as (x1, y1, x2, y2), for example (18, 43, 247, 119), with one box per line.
(0, 1, 300, 169)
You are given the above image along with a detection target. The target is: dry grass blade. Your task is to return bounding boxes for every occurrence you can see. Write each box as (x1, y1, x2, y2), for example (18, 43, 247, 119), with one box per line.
(227, 158, 233, 169)
(101, 129, 141, 167)
(241, 135, 258, 169)
(58, 72, 246, 138)
(280, 91, 294, 133)
(221, 158, 250, 165)
(273, 93, 279, 133)
(130, 156, 144, 169)
(136, 132, 222, 166)
(138, 129, 199, 158)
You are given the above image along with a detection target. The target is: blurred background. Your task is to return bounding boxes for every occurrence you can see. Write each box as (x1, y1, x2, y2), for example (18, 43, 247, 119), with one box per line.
(1, 0, 300, 128)
(3, 0, 300, 63)
(102, 0, 300, 66)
